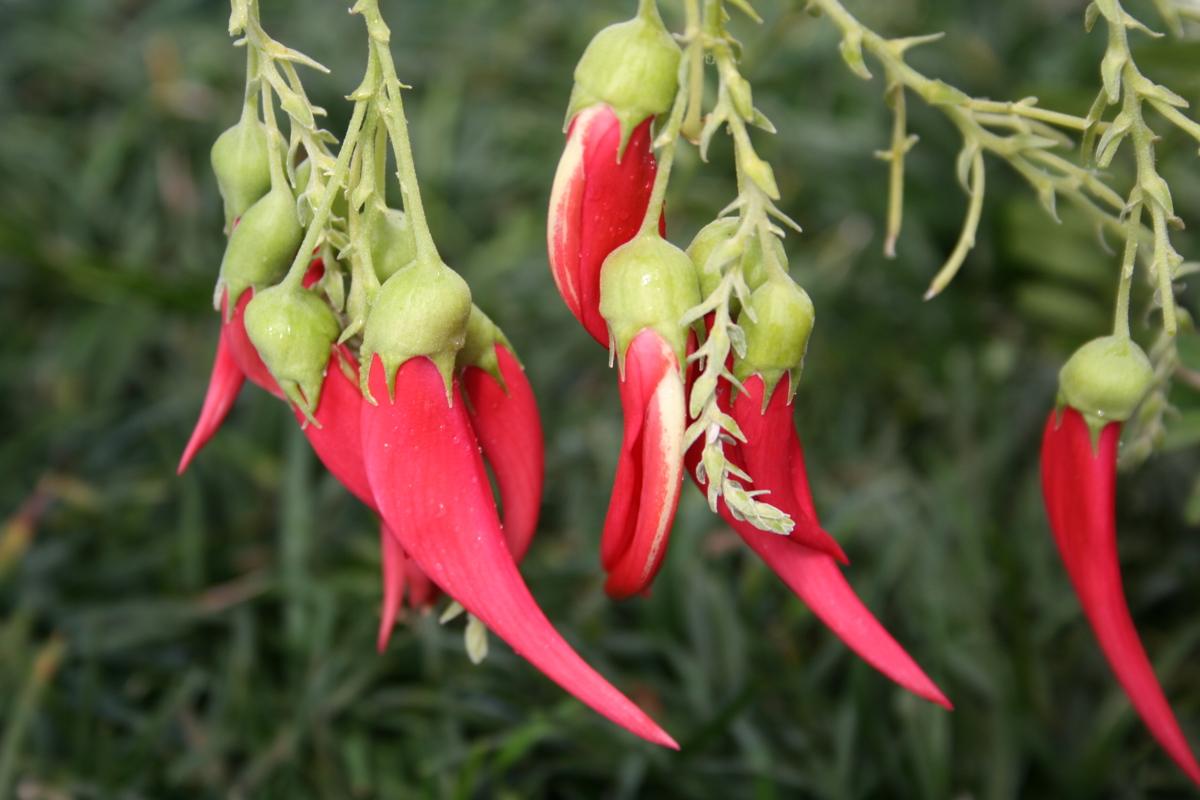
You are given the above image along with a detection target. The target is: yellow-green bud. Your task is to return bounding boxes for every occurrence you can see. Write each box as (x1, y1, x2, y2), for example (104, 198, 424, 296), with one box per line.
(214, 182, 304, 312)
(1059, 335, 1154, 427)
(599, 233, 701, 367)
(360, 256, 472, 401)
(244, 284, 341, 420)
(685, 218, 781, 300)
(211, 109, 272, 232)
(368, 208, 417, 283)
(734, 276, 815, 401)
(456, 305, 513, 385)
(566, 2, 681, 148)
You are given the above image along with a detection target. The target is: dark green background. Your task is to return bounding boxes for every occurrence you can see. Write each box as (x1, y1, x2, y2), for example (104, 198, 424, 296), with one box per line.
(2, 0, 1200, 797)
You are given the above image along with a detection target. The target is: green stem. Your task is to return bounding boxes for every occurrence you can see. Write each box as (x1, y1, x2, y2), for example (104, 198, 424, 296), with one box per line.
(1115, 199, 1142, 341)
(639, 83, 688, 236)
(280, 98, 369, 290)
(360, 0, 439, 264)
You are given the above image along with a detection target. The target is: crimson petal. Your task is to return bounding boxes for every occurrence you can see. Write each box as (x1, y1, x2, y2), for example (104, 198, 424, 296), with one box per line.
(1041, 408, 1200, 785)
(731, 377, 848, 563)
(548, 105, 659, 346)
(462, 343, 545, 563)
(178, 326, 245, 474)
(361, 355, 677, 748)
(600, 330, 687, 600)
(292, 345, 376, 511)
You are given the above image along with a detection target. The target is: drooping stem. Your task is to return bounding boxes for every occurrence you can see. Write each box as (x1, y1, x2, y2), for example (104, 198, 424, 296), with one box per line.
(1114, 199, 1142, 342)
(359, 0, 440, 264)
(638, 83, 689, 237)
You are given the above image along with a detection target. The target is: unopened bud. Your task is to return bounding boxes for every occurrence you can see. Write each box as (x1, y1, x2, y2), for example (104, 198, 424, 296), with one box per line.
(599, 233, 700, 366)
(734, 276, 815, 401)
(686, 219, 782, 300)
(368, 208, 417, 283)
(1059, 335, 1154, 426)
(361, 256, 472, 400)
(566, 3, 681, 147)
(215, 182, 304, 313)
(244, 284, 341, 420)
(211, 107, 271, 231)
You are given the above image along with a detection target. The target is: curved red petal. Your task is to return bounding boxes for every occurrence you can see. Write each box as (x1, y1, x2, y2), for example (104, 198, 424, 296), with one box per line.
(462, 344, 545, 563)
(548, 105, 659, 346)
(293, 345, 376, 511)
(603, 335, 686, 600)
(1041, 408, 1200, 785)
(731, 376, 848, 564)
(378, 520, 406, 653)
(302, 257, 325, 289)
(178, 326, 245, 474)
(601, 331, 686, 600)
(682, 391, 951, 708)
(361, 355, 677, 748)
(221, 288, 285, 400)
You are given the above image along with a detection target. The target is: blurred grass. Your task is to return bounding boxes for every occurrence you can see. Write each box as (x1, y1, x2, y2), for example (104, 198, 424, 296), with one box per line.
(2, 0, 1200, 797)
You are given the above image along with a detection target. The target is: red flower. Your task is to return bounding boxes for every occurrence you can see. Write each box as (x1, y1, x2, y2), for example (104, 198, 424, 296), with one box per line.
(461, 342, 544, 562)
(361, 354, 676, 748)
(177, 327, 244, 474)
(599, 328, 688, 600)
(179, 258, 327, 473)
(548, 105, 660, 346)
(688, 374, 952, 709)
(1041, 407, 1200, 785)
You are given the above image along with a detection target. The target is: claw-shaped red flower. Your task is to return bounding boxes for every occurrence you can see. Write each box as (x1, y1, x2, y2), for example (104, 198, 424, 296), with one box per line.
(600, 329, 688, 600)
(361, 353, 676, 748)
(178, 327, 245, 475)
(548, 104, 660, 346)
(179, 258, 326, 474)
(1042, 406, 1200, 785)
(461, 342, 545, 563)
(688, 374, 952, 709)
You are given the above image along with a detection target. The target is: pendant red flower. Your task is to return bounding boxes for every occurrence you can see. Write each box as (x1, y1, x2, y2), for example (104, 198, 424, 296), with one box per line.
(548, 104, 660, 346)
(1041, 406, 1200, 785)
(361, 354, 676, 748)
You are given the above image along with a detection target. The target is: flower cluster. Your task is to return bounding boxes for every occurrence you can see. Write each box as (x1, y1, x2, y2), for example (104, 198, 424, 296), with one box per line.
(546, 1, 951, 710)
(178, 0, 1200, 782)
(178, 0, 676, 749)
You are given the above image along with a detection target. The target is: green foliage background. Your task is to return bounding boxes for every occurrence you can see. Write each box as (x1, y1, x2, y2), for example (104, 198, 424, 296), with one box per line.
(2, 0, 1200, 797)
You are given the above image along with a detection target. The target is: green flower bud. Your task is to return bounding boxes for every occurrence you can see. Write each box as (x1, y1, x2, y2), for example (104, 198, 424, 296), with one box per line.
(243, 283, 341, 420)
(1058, 335, 1154, 429)
(456, 304, 513, 385)
(360, 256, 472, 401)
(211, 105, 272, 231)
(215, 182, 304, 313)
(368, 208, 417, 283)
(294, 158, 349, 222)
(733, 276, 815, 402)
(685, 218, 782, 300)
(599, 233, 701, 367)
(566, 2, 681, 148)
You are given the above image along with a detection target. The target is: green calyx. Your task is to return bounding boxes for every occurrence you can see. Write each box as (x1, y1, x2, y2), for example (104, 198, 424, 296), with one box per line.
(456, 305, 514, 389)
(686, 218, 779, 303)
(367, 208, 417, 283)
(733, 276, 815, 405)
(566, 1, 681, 150)
(214, 181, 304, 316)
(243, 283, 341, 422)
(599, 232, 701, 371)
(211, 101, 271, 232)
(360, 256, 472, 403)
(1058, 334, 1154, 437)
